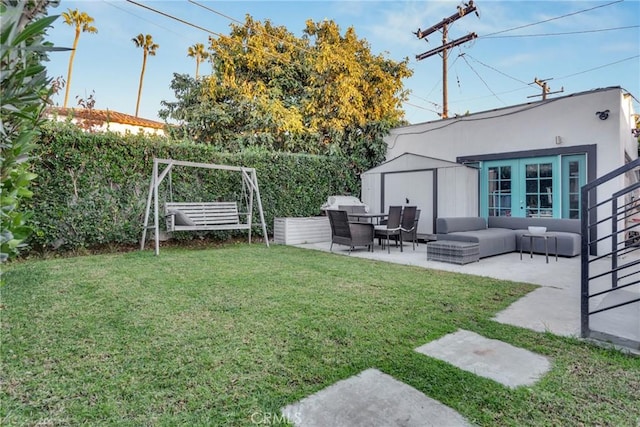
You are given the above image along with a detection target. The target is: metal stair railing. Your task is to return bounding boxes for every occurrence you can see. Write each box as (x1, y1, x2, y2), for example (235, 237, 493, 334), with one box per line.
(580, 157, 640, 349)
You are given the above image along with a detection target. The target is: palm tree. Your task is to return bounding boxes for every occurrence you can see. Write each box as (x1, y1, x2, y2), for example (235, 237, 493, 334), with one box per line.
(61, 9, 98, 108)
(187, 43, 210, 79)
(132, 34, 159, 117)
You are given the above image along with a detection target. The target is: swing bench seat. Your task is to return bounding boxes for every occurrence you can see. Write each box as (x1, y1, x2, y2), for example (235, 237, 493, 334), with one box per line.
(165, 202, 251, 232)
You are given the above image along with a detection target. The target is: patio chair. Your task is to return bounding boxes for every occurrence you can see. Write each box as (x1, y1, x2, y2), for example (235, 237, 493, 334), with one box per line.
(328, 209, 375, 254)
(399, 206, 418, 251)
(339, 204, 367, 222)
(374, 206, 403, 253)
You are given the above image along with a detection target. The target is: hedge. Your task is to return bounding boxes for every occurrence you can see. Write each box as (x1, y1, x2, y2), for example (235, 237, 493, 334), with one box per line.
(25, 122, 360, 253)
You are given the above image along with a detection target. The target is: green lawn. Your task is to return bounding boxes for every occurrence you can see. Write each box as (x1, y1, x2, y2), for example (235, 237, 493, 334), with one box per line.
(1, 244, 639, 426)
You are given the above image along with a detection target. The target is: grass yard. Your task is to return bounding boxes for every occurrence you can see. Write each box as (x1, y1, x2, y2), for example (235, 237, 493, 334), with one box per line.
(1, 244, 639, 426)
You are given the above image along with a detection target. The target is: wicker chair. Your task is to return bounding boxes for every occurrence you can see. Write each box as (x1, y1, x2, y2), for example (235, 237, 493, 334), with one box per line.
(399, 206, 418, 251)
(338, 204, 368, 222)
(374, 206, 403, 253)
(327, 210, 375, 254)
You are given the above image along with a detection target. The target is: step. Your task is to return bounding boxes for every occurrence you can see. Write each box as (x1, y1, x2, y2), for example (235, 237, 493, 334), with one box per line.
(415, 329, 551, 388)
(281, 368, 472, 427)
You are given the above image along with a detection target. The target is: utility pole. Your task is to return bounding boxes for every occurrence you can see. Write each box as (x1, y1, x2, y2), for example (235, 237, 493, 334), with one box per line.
(528, 77, 564, 100)
(414, 1, 479, 119)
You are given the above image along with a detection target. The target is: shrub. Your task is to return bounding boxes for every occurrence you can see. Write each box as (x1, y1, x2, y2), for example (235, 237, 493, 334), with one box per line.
(27, 122, 359, 253)
(1, 1, 59, 271)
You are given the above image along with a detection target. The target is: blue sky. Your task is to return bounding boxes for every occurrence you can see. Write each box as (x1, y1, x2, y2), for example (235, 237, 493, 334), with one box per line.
(44, 0, 640, 124)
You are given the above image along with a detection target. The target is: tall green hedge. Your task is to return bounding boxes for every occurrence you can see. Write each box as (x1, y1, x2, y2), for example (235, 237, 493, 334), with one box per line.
(26, 122, 360, 253)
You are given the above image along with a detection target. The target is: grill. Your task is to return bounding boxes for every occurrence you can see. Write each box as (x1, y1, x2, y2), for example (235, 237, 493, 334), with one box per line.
(321, 195, 369, 212)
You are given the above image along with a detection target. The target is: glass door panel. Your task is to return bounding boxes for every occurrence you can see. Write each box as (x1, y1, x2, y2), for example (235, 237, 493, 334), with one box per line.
(562, 155, 586, 219)
(523, 160, 555, 218)
(487, 164, 513, 217)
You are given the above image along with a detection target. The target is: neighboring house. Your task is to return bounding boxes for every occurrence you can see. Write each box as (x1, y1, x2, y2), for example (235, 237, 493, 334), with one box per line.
(363, 86, 639, 254)
(47, 107, 166, 136)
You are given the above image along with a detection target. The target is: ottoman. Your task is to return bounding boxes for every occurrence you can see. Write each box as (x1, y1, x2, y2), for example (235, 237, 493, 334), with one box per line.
(427, 240, 480, 265)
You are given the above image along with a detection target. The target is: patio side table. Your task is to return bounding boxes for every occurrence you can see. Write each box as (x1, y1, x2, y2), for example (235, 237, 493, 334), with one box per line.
(520, 233, 558, 263)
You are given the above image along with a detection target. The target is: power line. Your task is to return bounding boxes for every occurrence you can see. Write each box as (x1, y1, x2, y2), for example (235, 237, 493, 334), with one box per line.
(125, 0, 222, 36)
(103, 0, 186, 39)
(188, 0, 316, 56)
(125, 0, 295, 64)
(403, 100, 442, 116)
(482, 0, 623, 37)
(460, 53, 506, 106)
(556, 55, 640, 80)
(482, 25, 639, 39)
(464, 54, 529, 85)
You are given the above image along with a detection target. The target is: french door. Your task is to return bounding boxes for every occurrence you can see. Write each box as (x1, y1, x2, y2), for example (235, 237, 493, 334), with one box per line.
(481, 155, 586, 218)
(482, 157, 559, 218)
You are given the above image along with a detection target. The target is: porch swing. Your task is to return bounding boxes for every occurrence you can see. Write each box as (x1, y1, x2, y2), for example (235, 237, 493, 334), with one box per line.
(140, 158, 269, 255)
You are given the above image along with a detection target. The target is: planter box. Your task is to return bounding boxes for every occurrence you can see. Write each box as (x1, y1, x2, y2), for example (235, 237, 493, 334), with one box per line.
(274, 216, 331, 245)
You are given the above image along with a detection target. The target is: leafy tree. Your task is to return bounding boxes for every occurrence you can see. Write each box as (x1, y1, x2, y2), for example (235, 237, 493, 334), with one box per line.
(187, 42, 209, 79)
(132, 33, 158, 117)
(1, 0, 59, 272)
(160, 17, 412, 172)
(61, 8, 97, 108)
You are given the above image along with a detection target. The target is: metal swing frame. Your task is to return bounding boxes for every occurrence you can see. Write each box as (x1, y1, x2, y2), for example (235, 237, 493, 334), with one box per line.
(140, 158, 269, 255)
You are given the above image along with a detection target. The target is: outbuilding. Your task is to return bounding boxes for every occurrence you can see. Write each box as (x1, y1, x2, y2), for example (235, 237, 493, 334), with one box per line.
(363, 87, 638, 254)
(361, 153, 479, 238)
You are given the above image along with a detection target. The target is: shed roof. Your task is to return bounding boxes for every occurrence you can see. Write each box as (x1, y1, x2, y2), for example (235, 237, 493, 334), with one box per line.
(363, 153, 474, 175)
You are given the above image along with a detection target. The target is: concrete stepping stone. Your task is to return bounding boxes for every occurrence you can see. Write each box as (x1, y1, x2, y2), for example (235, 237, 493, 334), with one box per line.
(492, 287, 580, 337)
(281, 368, 472, 427)
(415, 329, 551, 388)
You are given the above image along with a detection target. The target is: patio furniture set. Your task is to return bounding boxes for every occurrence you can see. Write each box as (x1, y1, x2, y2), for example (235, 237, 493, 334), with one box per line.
(429, 216, 581, 264)
(327, 206, 420, 254)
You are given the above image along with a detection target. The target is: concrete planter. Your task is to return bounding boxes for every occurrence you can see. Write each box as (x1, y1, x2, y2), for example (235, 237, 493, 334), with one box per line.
(274, 216, 330, 245)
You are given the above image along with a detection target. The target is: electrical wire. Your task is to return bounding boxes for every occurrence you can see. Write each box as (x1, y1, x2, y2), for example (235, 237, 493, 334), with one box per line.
(556, 55, 639, 80)
(103, 0, 190, 40)
(125, 0, 222, 36)
(483, 25, 639, 39)
(460, 53, 506, 106)
(125, 0, 298, 63)
(482, 0, 624, 37)
(402, 101, 442, 116)
(187, 0, 316, 56)
(464, 54, 529, 85)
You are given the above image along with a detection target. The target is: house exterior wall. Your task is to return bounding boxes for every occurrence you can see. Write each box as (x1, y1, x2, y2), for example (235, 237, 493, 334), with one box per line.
(383, 87, 637, 254)
(386, 88, 636, 168)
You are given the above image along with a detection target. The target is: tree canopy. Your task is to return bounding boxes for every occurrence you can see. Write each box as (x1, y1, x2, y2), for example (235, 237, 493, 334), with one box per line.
(160, 17, 412, 171)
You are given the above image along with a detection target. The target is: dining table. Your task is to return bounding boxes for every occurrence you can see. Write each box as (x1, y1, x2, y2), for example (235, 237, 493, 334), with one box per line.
(347, 212, 388, 225)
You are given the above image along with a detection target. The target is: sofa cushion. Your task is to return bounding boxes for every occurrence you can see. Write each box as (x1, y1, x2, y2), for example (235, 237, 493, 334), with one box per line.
(167, 209, 196, 226)
(488, 216, 580, 234)
(442, 228, 517, 258)
(436, 217, 487, 234)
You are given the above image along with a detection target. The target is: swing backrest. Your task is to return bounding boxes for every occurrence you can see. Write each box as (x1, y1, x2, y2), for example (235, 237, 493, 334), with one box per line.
(165, 201, 249, 231)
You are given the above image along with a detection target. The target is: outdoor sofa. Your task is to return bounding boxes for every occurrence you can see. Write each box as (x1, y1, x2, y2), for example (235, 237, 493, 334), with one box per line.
(435, 216, 581, 258)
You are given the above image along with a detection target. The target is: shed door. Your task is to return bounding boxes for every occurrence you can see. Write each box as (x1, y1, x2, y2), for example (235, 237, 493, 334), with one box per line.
(383, 170, 434, 235)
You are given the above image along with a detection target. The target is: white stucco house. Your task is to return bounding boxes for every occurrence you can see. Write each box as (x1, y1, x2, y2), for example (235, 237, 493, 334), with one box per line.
(362, 86, 639, 254)
(47, 107, 167, 136)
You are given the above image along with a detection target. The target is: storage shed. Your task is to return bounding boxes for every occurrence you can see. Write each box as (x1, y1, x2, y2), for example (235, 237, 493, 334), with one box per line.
(361, 153, 479, 237)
